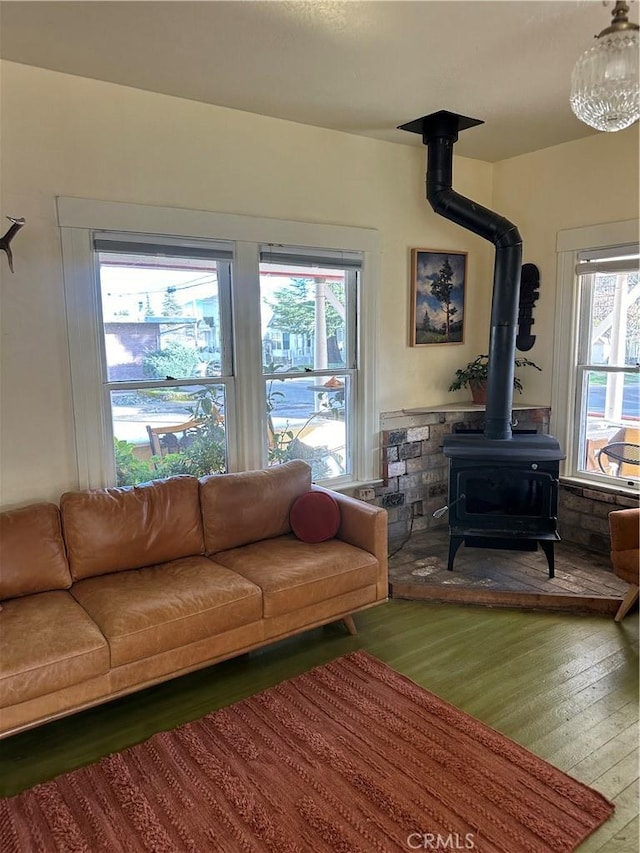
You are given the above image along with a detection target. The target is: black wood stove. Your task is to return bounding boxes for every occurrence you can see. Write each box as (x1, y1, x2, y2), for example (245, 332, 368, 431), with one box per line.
(443, 433, 564, 577)
(399, 109, 565, 576)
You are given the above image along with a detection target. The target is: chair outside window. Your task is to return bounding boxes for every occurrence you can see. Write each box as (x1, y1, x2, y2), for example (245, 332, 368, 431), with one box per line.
(596, 442, 640, 478)
(146, 419, 205, 457)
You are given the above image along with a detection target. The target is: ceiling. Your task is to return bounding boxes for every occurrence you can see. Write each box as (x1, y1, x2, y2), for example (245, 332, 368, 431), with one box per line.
(0, 1, 621, 162)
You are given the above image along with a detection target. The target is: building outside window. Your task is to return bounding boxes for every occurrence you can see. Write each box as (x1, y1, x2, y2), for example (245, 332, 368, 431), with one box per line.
(553, 221, 639, 491)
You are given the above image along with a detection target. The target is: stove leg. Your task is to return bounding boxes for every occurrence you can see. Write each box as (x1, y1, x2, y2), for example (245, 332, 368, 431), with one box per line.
(539, 540, 555, 578)
(448, 535, 464, 571)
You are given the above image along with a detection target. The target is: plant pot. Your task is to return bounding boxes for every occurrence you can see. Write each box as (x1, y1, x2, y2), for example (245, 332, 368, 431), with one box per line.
(469, 380, 487, 405)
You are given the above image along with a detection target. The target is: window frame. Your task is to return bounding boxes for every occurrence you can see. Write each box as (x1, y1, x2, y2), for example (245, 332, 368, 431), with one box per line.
(552, 218, 639, 493)
(58, 197, 379, 489)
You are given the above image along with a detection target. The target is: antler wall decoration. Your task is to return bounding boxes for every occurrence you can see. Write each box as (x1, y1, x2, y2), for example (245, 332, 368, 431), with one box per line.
(0, 216, 26, 273)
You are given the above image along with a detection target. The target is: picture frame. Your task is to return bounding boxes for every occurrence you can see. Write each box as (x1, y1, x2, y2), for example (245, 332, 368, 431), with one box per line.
(410, 248, 467, 346)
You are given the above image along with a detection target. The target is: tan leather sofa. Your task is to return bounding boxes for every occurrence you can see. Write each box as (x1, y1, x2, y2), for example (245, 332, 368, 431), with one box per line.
(0, 461, 388, 738)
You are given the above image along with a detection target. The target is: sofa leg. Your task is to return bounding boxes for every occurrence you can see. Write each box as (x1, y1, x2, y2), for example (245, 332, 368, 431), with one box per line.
(614, 585, 639, 622)
(342, 615, 357, 635)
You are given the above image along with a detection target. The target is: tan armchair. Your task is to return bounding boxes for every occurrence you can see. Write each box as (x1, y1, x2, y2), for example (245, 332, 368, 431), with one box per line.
(609, 507, 640, 622)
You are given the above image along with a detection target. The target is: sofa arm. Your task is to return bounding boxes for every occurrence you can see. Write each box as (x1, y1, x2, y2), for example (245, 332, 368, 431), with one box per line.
(312, 485, 388, 601)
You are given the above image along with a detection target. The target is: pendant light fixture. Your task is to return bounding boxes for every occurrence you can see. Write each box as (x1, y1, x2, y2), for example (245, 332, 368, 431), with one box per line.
(570, 0, 639, 132)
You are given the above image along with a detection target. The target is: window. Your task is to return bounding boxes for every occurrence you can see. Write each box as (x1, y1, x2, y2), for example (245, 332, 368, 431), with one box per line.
(260, 247, 359, 481)
(95, 238, 233, 486)
(553, 220, 639, 491)
(574, 250, 639, 484)
(58, 199, 378, 489)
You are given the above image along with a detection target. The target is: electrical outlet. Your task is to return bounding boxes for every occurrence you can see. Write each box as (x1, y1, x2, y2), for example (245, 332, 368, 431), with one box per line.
(356, 488, 376, 501)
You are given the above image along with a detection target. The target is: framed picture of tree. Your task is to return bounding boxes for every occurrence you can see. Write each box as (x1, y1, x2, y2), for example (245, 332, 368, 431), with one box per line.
(410, 248, 467, 346)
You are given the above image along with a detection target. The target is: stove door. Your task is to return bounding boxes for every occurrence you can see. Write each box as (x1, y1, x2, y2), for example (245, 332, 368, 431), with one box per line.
(451, 466, 558, 533)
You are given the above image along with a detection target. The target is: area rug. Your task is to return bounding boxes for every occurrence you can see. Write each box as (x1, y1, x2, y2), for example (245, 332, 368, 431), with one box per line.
(0, 652, 613, 852)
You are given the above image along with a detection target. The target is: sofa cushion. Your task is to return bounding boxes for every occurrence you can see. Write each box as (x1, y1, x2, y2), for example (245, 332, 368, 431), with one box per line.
(200, 461, 312, 554)
(0, 590, 110, 708)
(290, 490, 341, 543)
(70, 556, 263, 666)
(213, 534, 379, 618)
(61, 475, 204, 580)
(0, 503, 72, 600)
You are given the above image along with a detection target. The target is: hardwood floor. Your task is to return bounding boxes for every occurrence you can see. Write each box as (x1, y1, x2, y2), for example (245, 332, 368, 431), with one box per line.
(1, 600, 637, 851)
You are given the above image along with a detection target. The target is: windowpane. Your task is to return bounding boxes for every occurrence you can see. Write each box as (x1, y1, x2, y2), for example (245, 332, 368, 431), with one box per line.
(587, 271, 639, 366)
(578, 370, 639, 480)
(98, 251, 224, 381)
(266, 375, 349, 481)
(111, 383, 227, 486)
(259, 257, 356, 483)
(259, 262, 349, 372)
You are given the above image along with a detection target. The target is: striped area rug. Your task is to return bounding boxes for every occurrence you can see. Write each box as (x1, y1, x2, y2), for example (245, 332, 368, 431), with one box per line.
(1, 652, 613, 852)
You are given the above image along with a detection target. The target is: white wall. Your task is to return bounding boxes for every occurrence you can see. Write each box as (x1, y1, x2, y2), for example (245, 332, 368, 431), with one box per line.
(0, 61, 495, 506)
(492, 127, 640, 406)
(3, 61, 637, 508)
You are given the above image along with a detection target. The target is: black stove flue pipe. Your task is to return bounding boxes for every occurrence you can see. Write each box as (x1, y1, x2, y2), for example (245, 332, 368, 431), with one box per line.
(399, 110, 522, 441)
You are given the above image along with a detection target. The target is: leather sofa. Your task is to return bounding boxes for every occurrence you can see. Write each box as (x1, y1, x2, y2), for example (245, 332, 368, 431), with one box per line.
(0, 461, 388, 738)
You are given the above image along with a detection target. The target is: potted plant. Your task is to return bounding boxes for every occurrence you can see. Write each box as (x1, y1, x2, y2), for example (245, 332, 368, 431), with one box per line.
(448, 354, 541, 405)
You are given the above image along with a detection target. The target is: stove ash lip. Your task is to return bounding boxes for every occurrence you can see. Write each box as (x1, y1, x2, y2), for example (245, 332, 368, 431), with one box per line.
(442, 432, 566, 462)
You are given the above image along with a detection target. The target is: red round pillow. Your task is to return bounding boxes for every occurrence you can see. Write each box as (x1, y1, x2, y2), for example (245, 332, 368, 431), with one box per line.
(289, 491, 341, 543)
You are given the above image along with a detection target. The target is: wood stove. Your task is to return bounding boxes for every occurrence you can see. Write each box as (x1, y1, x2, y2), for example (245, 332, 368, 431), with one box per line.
(443, 433, 565, 576)
(399, 109, 566, 577)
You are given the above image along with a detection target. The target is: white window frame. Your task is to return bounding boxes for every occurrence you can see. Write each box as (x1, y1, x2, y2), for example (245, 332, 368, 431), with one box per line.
(552, 218, 639, 493)
(57, 197, 379, 490)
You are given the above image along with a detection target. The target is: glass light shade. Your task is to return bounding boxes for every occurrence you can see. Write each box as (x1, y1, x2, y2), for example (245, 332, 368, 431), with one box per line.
(570, 29, 639, 131)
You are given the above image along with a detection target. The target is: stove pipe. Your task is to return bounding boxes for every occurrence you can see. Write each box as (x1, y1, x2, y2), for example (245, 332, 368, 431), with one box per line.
(398, 110, 522, 441)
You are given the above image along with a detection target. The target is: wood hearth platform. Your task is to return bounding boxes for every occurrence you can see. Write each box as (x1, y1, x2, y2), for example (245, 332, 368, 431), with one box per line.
(389, 528, 631, 616)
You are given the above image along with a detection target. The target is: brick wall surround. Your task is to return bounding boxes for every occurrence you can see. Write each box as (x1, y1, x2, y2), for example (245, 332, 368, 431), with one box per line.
(350, 405, 637, 551)
(558, 483, 637, 554)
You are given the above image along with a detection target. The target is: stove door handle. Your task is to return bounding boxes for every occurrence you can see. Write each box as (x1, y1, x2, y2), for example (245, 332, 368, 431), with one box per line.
(432, 493, 466, 519)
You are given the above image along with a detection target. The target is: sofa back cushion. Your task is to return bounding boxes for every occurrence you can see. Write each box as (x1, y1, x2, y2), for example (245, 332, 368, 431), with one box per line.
(200, 461, 312, 554)
(61, 475, 204, 580)
(0, 503, 72, 600)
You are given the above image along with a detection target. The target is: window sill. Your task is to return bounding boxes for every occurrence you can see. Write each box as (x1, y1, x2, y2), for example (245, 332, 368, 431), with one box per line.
(560, 475, 639, 499)
(319, 478, 383, 493)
